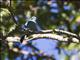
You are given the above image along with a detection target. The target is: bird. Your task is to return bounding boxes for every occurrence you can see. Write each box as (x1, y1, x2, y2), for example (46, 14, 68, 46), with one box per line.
(24, 16, 42, 32)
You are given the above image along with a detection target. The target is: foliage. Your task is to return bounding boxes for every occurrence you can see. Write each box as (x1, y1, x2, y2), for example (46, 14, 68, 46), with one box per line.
(0, 0, 80, 60)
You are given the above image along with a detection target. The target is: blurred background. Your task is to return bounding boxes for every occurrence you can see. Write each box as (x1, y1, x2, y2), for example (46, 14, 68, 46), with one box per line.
(0, 0, 80, 60)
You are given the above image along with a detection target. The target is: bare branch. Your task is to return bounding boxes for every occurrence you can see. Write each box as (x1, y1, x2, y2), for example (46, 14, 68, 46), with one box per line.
(54, 29, 80, 40)
(29, 33, 79, 43)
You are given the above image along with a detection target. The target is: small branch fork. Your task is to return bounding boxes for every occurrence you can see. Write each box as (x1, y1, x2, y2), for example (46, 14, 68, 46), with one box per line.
(6, 29, 80, 43)
(7, 29, 80, 59)
(25, 29, 80, 43)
